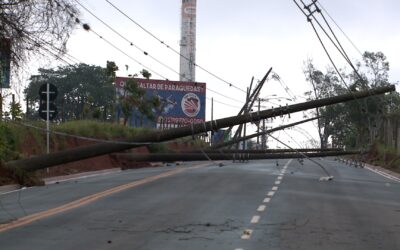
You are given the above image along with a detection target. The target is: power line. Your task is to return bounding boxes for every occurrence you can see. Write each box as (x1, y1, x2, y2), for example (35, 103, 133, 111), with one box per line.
(207, 97, 242, 109)
(293, 0, 364, 107)
(53, 0, 246, 108)
(268, 133, 332, 177)
(74, 1, 245, 104)
(296, 0, 363, 81)
(270, 71, 297, 101)
(316, 1, 364, 56)
(104, 0, 247, 94)
(25, 37, 76, 66)
(293, 0, 386, 144)
(74, 0, 181, 77)
(88, 27, 169, 80)
(87, 26, 244, 104)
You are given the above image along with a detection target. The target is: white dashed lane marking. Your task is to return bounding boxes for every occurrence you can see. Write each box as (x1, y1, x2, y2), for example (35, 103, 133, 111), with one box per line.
(263, 197, 271, 203)
(237, 159, 292, 246)
(251, 215, 260, 224)
(241, 229, 253, 239)
(257, 205, 266, 212)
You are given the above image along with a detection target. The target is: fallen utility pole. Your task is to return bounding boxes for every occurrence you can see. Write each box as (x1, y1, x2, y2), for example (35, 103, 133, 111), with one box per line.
(5, 85, 395, 171)
(212, 117, 319, 149)
(113, 151, 359, 162)
(187, 148, 344, 154)
(218, 68, 272, 145)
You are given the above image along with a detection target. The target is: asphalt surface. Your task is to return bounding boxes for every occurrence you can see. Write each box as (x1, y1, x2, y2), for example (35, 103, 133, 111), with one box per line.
(0, 158, 399, 250)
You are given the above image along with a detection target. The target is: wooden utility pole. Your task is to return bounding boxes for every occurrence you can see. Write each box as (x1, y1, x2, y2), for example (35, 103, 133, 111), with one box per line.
(5, 85, 395, 171)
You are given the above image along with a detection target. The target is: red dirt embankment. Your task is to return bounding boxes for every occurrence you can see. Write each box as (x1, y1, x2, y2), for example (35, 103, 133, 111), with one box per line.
(23, 135, 155, 179)
(3, 133, 198, 185)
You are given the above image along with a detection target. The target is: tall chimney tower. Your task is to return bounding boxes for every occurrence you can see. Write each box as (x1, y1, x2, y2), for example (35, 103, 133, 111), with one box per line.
(179, 0, 196, 82)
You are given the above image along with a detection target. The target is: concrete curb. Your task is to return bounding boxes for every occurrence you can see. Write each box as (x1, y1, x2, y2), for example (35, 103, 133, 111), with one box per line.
(364, 163, 400, 182)
(44, 168, 122, 185)
(0, 184, 21, 195)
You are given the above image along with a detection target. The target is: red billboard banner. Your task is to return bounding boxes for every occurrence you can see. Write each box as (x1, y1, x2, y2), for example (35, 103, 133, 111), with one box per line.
(115, 77, 206, 127)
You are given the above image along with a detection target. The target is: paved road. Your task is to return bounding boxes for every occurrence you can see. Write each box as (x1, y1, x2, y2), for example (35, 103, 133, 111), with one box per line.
(0, 158, 399, 249)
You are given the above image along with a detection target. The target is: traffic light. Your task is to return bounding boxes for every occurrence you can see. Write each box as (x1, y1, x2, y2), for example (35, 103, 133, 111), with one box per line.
(38, 83, 58, 120)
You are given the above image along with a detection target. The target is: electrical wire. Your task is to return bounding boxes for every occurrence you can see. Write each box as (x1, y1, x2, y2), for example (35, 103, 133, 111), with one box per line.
(294, 0, 387, 147)
(268, 133, 332, 177)
(75, 0, 246, 105)
(303, 1, 386, 129)
(293, 0, 365, 109)
(88, 28, 168, 80)
(74, 0, 181, 77)
(104, 0, 247, 94)
(54, 0, 247, 106)
(207, 97, 242, 109)
(88, 25, 244, 104)
(316, 1, 363, 56)
(17, 188, 27, 216)
(270, 72, 297, 100)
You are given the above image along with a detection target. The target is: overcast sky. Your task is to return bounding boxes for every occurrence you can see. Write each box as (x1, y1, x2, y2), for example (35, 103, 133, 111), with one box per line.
(24, 0, 400, 147)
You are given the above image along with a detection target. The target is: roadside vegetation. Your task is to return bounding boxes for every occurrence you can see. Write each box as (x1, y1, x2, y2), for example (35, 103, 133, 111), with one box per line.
(364, 143, 400, 173)
(304, 51, 400, 174)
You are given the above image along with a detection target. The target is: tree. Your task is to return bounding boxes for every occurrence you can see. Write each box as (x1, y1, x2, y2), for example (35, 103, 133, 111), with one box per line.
(304, 51, 395, 149)
(24, 63, 115, 121)
(119, 78, 160, 126)
(0, 0, 79, 68)
(303, 59, 342, 148)
(362, 51, 390, 87)
(9, 101, 23, 120)
(140, 69, 152, 79)
(106, 60, 118, 80)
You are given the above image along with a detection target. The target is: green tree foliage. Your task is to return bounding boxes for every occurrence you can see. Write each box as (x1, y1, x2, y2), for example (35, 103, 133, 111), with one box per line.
(0, 0, 79, 67)
(303, 59, 344, 148)
(0, 124, 14, 160)
(140, 69, 152, 79)
(24, 63, 114, 121)
(304, 51, 396, 149)
(120, 78, 160, 126)
(9, 101, 23, 120)
(106, 60, 119, 80)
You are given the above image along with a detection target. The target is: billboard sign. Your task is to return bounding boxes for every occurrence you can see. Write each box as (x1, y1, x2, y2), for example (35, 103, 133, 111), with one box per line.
(0, 39, 11, 88)
(115, 77, 206, 127)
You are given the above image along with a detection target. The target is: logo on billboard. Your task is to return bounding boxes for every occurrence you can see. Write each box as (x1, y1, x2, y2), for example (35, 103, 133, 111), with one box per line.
(181, 93, 200, 117)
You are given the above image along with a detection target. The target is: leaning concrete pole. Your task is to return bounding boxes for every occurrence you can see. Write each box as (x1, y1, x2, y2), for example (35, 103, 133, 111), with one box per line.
(5, 85, 395, 171)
